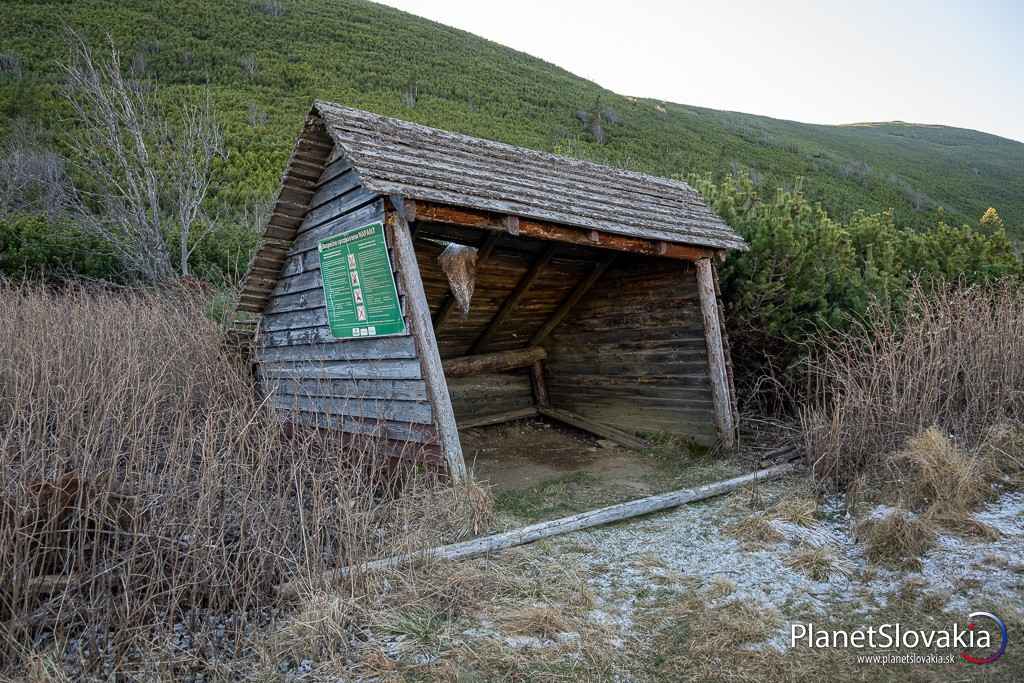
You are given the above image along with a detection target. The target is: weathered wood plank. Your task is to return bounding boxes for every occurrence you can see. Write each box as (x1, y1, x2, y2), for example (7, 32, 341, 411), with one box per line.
(290, 200, 385, 252)
(387, 205, 467, 481)
(259, 358, 423, 381)
(256, 337, 418, 363)
(283, 408, 439, 445)
(262, 376, 428, 401)
(696, 258, 736, 448)
(299, 187, 380, 234)
(309, 169, 362, 210)
(530, 360, 550, 408)
(270, 394, 433, 425)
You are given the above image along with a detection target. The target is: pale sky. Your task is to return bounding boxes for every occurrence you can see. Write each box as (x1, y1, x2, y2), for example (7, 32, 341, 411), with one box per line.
(376, 0, 1024, 143)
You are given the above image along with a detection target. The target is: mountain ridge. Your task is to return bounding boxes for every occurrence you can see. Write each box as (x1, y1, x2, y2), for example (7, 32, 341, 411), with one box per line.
(1, 0, 1021, 236)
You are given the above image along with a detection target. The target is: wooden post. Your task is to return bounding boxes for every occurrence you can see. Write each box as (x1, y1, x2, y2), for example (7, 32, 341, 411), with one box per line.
(387, 205, 467, 481)
(530, 360, 550, 407)
(695, 258, 736, 448)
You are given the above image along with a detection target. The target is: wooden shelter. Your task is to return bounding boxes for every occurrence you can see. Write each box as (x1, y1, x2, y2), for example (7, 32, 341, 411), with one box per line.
(236, 102, 747, 480)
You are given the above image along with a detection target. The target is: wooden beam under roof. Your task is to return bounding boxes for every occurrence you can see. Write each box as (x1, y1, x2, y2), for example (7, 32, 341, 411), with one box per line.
(412, 201, 718, 262)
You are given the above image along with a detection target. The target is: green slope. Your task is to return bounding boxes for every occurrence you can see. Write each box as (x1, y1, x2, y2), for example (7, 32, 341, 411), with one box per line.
(2, 0, 1022, 234)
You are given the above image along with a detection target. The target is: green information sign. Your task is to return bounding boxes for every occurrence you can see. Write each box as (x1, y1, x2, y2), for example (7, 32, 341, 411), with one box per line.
(318, 221, 406, 340)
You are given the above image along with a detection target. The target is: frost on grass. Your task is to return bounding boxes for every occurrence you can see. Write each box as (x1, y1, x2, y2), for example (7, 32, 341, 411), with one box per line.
(542, 479, 1024, 653)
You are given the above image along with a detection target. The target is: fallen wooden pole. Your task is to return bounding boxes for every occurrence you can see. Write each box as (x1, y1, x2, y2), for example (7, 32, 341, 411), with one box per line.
(277, 460, 799, 599)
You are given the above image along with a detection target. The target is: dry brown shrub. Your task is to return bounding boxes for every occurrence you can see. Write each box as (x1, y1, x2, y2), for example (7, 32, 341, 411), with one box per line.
(802, 280, 1024, 492)
(725, 513, 783, 546)
(855, 508, 936, 568)
(889, 427, 996, 514)
(0, 283, 489, 674)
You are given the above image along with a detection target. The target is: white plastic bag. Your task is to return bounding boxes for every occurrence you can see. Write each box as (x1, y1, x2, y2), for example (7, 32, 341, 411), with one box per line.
(438, 243, 478, 317)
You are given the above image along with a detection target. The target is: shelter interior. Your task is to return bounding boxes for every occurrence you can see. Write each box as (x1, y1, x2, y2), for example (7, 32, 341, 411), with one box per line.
(238, 103, 743, 479)
(413, 220, 721, 448)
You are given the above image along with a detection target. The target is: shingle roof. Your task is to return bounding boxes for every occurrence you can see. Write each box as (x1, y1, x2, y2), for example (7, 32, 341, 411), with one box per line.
(314, 101, 746, 251)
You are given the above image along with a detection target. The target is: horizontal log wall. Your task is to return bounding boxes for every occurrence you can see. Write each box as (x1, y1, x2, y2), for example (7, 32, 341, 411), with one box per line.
(254, 148, 440, 455)
(447, 371, 535, 423)
(544, 257, 718, 444)
(415, 230, 591, 357)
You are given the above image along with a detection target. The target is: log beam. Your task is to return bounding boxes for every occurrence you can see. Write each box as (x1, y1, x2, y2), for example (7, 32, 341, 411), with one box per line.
(470, 243, 557, 353)
(695, 258, 736, 448)
(413, 200, 718, 262)
(442, 346, 547, 378)
(530, 253, 616, 346)
(386, 204, 467, 481)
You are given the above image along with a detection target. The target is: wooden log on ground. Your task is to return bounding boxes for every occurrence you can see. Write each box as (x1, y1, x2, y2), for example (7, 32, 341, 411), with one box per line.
(538, 406, 651, 450)
(458, 407, 539, 429)
(277, 461, 799, 598)
(443, 346, 547, 378)
(695, 258, 736, 448)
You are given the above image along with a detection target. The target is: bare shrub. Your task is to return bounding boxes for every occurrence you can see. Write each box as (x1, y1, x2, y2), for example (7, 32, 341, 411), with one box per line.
(61, 33, 226, 282)
(400, 82, 417, 109)
(239, 54, 258, 77)
(0, 124, 70, 219)
(0, 283, 488, 673)
(0, 53, 21, 79)
(253, 0, 286, 16)
(802, 280, 1024, 491)
(246, 101, 269, 127)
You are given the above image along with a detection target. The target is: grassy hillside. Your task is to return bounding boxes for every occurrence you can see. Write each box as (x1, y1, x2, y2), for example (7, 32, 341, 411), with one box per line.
(2, 0, 1022, 236)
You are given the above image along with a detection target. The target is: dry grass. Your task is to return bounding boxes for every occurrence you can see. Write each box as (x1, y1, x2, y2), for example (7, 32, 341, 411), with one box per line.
(855, 508, 936, 568)
(499, 606, 573, 638)
(0, 283, 490, 676)
(785, 544, 851, 581)
(769, 496, 819, 526)
(725, 513, 784, 546)
(803, 280, 1024, 492)
(889, 427, 995, 514)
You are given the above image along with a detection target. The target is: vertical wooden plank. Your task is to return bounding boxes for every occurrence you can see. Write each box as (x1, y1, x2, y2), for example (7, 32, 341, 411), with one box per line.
(530, 360, 550, 407)
(695, 258, 736, 448)
(387, 206, 467, 481)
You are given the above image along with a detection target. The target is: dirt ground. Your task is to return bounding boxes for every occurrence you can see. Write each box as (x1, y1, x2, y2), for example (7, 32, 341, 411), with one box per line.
(460, 418, 661, 495)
